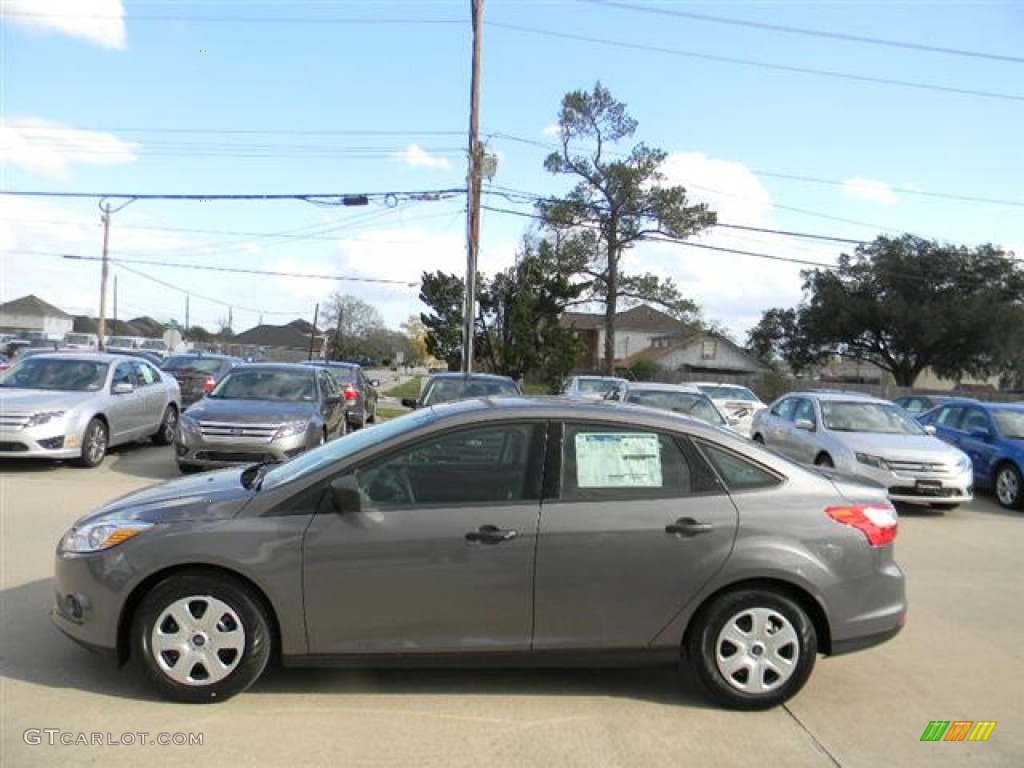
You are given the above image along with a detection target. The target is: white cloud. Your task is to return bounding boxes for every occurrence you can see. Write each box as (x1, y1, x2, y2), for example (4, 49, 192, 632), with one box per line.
(0, 117, 139, 180)
(3, 0, 126, 50)
(541, 124, 561, 138)
(635, 152, 843, 340)
(394, 144, 453, 171)
(842, 177, 900, 206)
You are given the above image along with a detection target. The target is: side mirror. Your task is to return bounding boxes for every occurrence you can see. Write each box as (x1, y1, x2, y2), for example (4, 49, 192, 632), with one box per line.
(369, 379, 381, 388)
(401, 398, 418, 408)
(924, 425, 937, 436)
(328, 474, 362, 514)
(112, 382, 134, 394)
(794, 418, 815, 432)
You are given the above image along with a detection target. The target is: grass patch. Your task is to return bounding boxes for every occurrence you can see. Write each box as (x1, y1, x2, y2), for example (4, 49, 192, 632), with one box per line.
(376, 406, 412, 421)
(522, 382, 553, 395)
(383, 377, 423, 399)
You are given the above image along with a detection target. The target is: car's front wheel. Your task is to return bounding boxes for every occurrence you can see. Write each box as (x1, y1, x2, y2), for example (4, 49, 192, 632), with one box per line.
(131, 571, 272, 703)
(994, 463, 1024, 509)
(75, 418, 108, 468)
(152, 405, 178, 446)
(686, 589, 817, 710)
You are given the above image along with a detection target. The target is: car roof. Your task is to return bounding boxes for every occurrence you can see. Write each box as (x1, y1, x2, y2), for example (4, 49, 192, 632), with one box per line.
(229, 363, 317, 374)
(623, 382, 703, 393)
(306, 360, 359, 369)
(788, 390, 887, 403)
(933, 399, 1024, 411)
(427, 372, 517, 382)
(10, 352, 146, 363)
(166, 353, 240, 361)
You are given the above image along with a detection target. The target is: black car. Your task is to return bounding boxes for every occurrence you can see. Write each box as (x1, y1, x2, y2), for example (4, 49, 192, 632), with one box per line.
(161, 353, 244, 406)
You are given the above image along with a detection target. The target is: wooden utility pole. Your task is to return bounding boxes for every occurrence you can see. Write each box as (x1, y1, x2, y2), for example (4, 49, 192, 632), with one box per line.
(462, 0, 484, 373)
(97, 203, 112, 350)
(308, 303, 319, 361)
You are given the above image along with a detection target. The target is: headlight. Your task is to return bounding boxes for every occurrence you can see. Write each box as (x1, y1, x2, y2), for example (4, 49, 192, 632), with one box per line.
(26, 410, 65, 427)
(855, 452, 889, 469)
(60, 521, 153, 553)
(179, 415, 200, 435)
(273, 421, 308, 440)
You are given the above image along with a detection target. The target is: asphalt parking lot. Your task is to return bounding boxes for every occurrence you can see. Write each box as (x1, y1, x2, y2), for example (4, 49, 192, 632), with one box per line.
(1, 443, 1021, 767)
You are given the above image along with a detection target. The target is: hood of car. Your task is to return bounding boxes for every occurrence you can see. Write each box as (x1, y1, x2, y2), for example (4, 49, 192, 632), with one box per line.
(73, 468, 254, 526)
(830, 431, 963, 460)
(185, 398, 317, 423)
(0, 388, 97, 413)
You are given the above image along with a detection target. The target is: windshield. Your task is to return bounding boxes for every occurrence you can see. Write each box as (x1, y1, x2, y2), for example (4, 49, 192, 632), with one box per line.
(0, 358, 108, 391)
(820, 401, 925, 435)
(626, 390, 725, 425)
(108, 337, 136, 347)
(577, 378, 621, 395)
(261, 409, 436, 490)
(141, 340, 166, 350)
(993, 410, 1024, 439)
(422, 378, 518, 405)
(698, 385, 759, 402)
(64, 334, 94, 345)
(210, 369, 316, 401)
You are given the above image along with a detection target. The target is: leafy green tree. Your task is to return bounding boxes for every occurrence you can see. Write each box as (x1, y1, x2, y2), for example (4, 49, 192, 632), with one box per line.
(322, 294, 385, 361)
(537, 82, 716, 374)
(186, 325, 213, 343)
(629, 358, 663, 382)
(765, 235, 1024, 386)
(419, 271, 467, 371)
(746, 308, 823, 375)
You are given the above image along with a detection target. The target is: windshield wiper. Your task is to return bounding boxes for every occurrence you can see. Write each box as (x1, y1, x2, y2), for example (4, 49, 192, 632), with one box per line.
(240, 460, 281, 490)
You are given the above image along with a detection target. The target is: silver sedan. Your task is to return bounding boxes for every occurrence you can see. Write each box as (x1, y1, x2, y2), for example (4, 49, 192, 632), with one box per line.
(0, 353, 181, 467)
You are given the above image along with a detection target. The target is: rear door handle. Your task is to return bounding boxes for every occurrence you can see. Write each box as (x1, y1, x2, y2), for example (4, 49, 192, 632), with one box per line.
(665, 518, 713, 537)
(465, 524, 518, 544)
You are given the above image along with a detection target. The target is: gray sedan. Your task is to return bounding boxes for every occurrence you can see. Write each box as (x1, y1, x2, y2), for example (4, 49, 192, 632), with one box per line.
(175, 363, 347, 473)
(0, 353, 181, 467)
(54, 397, 905, 709)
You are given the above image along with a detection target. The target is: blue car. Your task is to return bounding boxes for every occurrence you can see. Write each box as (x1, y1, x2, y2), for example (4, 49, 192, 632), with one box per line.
(918, 400, 1024, 509)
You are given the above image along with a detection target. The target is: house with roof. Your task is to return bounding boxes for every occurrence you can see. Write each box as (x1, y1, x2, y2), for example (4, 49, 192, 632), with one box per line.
(563, 305, 688, 371)
(0, 295, 73, 337)
(230, 319, 327, 362)
(620, 330, 767, 377)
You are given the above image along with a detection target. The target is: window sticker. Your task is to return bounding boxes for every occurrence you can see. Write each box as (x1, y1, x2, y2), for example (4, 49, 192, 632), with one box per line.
(574, 432, 662, 488)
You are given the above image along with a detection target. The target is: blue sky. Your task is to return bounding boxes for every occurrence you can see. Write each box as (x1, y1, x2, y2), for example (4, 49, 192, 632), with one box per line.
(2, 0, 1022, 341)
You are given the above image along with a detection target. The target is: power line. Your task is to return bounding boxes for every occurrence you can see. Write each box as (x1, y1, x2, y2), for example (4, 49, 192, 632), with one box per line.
(486, 22, 1024, 103)
(584, 0, 1024, 65)
(14, 127, 465, 137)
(487, 132, 1024, 210)
(0, 188, 464, 203)
(4, 10, 464, 24)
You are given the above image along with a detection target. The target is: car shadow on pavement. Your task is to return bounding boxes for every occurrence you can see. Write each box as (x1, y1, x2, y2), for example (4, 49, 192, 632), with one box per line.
(2, 578, 713, 708)
(0, 442, 178, 483)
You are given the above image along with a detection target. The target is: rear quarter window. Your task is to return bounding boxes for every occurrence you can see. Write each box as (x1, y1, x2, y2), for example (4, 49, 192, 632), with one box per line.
(697, 441, 783, 491)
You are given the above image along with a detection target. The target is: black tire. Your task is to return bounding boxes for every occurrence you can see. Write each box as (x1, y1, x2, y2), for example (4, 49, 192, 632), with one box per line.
(752, 434, 765, 444)
(75, 418, 108, 468)
(178, 463, 202, 475)
(993, 462, 1024, 510)
(152, 405, 178, 446)
(686, 589, 817, 711)
(931, 503, 959, 511)
(131, 571, 272, 704)
(814, 453, 834, 468)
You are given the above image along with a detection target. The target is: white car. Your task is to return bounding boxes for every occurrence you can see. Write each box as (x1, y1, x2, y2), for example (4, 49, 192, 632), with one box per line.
(560, 375, 630, 399)
(692, 383, 767, 438)
(750, 390, 973, 509)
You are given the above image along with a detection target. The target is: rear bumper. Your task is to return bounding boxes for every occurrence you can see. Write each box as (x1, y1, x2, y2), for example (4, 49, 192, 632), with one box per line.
(831, 620, 904, 656)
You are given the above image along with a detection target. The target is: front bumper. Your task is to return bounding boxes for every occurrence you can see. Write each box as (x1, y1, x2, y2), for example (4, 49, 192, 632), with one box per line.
(0, 422, 83, 459)
(851, 463, 973, 506)
(175, 427, 312, 469)
(51, 548, 131, 654)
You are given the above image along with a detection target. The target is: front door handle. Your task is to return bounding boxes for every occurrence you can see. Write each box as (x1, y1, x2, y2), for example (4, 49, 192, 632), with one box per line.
(665, 518, 713, 537)
(465, 524, 518, 544)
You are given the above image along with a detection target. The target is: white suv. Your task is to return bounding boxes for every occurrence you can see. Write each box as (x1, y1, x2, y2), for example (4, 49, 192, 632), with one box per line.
(692, 383, 766, 438)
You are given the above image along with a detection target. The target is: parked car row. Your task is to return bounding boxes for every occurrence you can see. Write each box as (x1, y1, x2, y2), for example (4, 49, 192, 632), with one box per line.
(0, 352, 380, 473)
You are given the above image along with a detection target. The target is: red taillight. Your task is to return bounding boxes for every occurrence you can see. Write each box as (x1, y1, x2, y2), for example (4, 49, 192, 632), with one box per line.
(825, 504, 898, 547)
(203, 375, 216, 393)
(343, 384, 357, 401)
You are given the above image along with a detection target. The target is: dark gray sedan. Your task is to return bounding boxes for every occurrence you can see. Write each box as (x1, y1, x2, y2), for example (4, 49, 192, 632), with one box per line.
(175, 363, 347, 473)
(53, 397, 906, 709)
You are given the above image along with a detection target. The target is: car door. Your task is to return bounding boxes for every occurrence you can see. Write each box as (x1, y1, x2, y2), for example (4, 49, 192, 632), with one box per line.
(787, 397, 820, 463)
(762, 397, 798, 457)
(532, 421, 738, 650)
(316, 369, 343, 437)
(928, 405, 967, 447)
(957, 407, 997, 484)
(132, 361, 168, 432)
(106, 361, 148, 440)
(301, 421, 545, 654)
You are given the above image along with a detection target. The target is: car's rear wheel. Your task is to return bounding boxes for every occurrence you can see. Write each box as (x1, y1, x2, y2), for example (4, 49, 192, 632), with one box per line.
(152, 405, 178, 446)
(686, 589, 817, 710)
(994, 463, 1024, 509)
(131, 571, 271, 704)
(75, 418, 108, 468)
